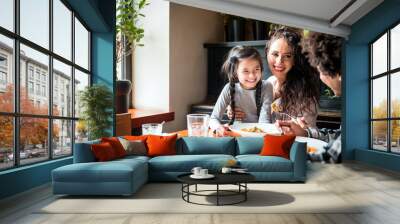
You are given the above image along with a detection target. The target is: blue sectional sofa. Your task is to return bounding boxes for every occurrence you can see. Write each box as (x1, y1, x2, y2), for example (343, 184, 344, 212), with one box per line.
(52, 137, 307, 196)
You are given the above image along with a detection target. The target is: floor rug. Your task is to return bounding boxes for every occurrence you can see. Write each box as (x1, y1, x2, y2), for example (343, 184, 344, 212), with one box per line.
(38, 183, 361, 214)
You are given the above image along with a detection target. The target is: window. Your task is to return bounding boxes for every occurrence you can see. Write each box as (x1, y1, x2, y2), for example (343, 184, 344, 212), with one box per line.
(0, 54, 7, 87)
(28, 81, 34, 94)
(28, 67, 34, 80)
(0, 0, 91, 170)
(0, 0, 13, 32)
(370, 23, 400, 154)
(0, 34, 13, 112)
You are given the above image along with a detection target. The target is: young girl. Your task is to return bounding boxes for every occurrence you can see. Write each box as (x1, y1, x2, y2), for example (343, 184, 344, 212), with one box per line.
(209, 46, 274, 136)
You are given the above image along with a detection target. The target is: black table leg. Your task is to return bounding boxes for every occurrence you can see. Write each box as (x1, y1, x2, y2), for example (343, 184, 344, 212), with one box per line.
(217, 184, 219, 206)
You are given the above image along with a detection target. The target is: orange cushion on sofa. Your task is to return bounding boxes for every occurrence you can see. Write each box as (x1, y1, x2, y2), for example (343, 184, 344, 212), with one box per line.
(91, 142, 118, 161)
(123, 135, 149, 141)
(146, 134, 178, 157)
(260, 134, 296, 159)
(101, 137, 126, 158)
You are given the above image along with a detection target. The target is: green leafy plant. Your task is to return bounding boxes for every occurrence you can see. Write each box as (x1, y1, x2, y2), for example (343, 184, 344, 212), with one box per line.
(79, 84, 113, 140)
(116, 0, 149, 52)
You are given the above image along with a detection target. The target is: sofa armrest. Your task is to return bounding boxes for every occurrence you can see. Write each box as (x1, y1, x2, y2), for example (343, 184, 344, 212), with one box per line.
(73, 140, 100, 163)
(289, 141, 307, 182)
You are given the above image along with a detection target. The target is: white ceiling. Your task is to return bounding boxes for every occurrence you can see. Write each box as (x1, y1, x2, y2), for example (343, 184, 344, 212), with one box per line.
(166, 0, 384, 38)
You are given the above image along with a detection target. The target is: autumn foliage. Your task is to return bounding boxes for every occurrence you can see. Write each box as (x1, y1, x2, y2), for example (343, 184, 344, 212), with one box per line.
(0, 84, 59, 150)
(372, 99, 400, 141)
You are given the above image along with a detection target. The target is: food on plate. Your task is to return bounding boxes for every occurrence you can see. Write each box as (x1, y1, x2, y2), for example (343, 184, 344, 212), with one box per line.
(271, 102, 282, 113)
(240, 126, 265, 133)
(307, 146, 317, 153)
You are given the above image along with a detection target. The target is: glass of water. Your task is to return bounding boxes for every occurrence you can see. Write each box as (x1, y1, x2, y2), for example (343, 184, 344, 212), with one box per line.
(142, 123, 163, 135)
(187, 114, 210, 137)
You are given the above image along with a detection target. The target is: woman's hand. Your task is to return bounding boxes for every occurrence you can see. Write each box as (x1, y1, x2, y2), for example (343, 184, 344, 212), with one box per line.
(226, 105, 246, 121)
(277, 120, 308, 136)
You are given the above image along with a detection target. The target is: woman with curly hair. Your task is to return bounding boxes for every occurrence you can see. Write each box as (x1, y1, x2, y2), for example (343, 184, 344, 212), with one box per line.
(265, 27, 320, 126)
(278, 32, 343, 163)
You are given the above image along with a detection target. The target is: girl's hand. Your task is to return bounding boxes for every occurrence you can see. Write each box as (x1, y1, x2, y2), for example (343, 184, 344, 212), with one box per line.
(226, 105, 246, 121)
(277, 120, 307, 137)
(216, 124, 230, 137)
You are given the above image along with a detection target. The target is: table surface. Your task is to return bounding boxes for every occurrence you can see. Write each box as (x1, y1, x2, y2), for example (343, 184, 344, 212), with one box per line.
(177, 172, 255, 185)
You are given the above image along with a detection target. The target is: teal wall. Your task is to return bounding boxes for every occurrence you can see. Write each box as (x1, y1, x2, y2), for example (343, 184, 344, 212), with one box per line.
(92, 31, 116, 137)
(0, 0, 116, 200)
(345, 0, 400, 170)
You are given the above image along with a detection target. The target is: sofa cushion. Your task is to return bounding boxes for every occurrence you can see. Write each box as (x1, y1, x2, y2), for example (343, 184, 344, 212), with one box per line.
(236, 155, 293, 172)
(148, 154, 235, 172)
(119, 138, 147, 156)
(236, 137, 263, 155)
(91, 142, 118, 161)
(52, 159, 146, 183)
(101, 137, 127, 158)
(123, 135, 149, 141)
(260, 134, 296, 159)
(177, 137, 236, 155)
(147, 134, 178, 157)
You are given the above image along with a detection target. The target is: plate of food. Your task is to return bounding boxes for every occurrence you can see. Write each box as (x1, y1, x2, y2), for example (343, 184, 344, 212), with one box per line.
(230, 123, 282, 137)
(295, 136, 328, 154)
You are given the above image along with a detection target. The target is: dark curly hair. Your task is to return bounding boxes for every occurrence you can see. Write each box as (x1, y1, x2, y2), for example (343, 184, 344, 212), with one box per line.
(221, 46, 264, 125)
(301, 32, 343, 77)
(265, 27, 320, 115)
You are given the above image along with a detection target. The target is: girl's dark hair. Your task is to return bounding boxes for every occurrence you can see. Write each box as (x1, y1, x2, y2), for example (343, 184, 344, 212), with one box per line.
(301, 32, 343, 77)
(265, 27, 320, 115)
(221, 46, 263, 125)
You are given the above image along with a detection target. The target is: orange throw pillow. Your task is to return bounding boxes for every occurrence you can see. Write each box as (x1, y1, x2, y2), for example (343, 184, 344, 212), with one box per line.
(146, 134, 178, 157)
(91, 142, 117, 161)
(124, 135, 149, 141)
(260, 134, 296, 159)
(101, 137, 126, 158)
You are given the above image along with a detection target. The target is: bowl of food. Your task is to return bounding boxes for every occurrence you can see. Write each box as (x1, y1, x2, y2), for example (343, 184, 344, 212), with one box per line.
(230, 123, 282, 137)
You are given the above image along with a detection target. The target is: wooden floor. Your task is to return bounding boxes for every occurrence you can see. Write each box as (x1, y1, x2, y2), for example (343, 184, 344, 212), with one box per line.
(1, 162, 400, 224)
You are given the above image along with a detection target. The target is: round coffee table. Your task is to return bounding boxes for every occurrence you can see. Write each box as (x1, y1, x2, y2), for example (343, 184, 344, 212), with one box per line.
(177, 173, 255, 206)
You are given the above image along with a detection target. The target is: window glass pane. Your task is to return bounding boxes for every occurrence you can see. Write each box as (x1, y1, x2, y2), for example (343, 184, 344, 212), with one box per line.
(53, 119, 72, 158)
(75, 120, 88, 143)
(372, 34, 387, 76)
(372, 121, 388, 151)
(391, 24, 400, 70)
(74, 18, 89, 70)
(53, 59, 72, 117)
(74, 69, 89, 118)
(391, 120, 400, 153)
(20, 117, 49, 165)
(372, 77, 387, 119)
(0, 35, 14, 112)
(0, 116, 13, 170)
(391, 72, 400, 118)
(20, 0, 49, 49)
(20, 44, 49, 115)
(53, 0, 72, 60)
(0, 0, 14, 31)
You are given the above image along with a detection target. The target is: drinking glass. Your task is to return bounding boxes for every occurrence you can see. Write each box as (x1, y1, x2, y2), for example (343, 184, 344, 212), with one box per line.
(142, 123, 163, 135)
(187, 114, 210, 137)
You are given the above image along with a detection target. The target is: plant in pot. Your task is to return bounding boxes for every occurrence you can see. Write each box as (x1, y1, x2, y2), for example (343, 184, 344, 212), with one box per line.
(79, 84, 113, 140)
(116, 0, 149, 113)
